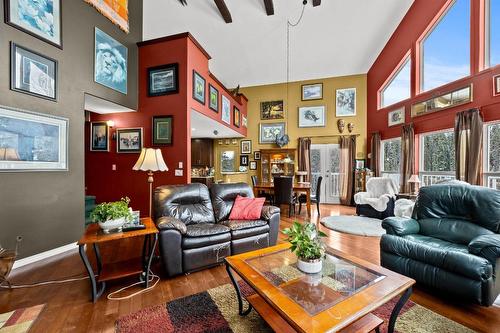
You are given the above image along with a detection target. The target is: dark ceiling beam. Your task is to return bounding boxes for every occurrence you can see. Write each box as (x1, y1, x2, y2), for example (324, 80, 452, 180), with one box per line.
(312, 0, 321, 6)
(263, 0, 274, 16)
(214, 0, 232, 23)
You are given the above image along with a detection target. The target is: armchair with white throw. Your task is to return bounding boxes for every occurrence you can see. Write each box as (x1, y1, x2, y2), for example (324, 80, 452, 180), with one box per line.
(354, 177, 398, 219)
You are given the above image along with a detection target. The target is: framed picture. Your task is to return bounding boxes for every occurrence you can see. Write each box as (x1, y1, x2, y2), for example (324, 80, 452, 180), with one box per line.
(209, 84, 219, 112)
(90, 121, 109, 152)
(259, 122, 285, 144)
(5, 0, 62, 48)
(148, 63, 178, 97)
(260, 100, 284, 120)
(84, 0, 129, 33)
(249, 161, 257, 170)
(95, 27, 128, 94)
(336, 88, 356, 117)
(240, 140, 252, 154)
(233, 106, 240, 127)
(10, 43, 57, 101)
(494, 75, 500, 97)
(388, 107, 405, 127)
(0, 105, 68, 171)
(152, 116, 173, 145)
(221, 95, 231, 125)
(254, 151, 261, 160)
(116, 128, 143, 153)
(242, 115, 248, 128)
(192, 70, 205, 104)
(240, 155, 249, 166)
(355, 159, 365, 169)
(298, 106, 326, 127)
(302, 83, 323, 101)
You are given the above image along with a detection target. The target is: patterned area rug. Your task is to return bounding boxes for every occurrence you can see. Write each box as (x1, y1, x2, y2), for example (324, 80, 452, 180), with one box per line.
(116, 283, 475, 333)
(0, 304, 45, 333)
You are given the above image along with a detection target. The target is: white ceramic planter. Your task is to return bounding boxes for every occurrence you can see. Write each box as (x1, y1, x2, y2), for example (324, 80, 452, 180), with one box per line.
(98, 217, 126, 234)
(297, 258, 323, 274)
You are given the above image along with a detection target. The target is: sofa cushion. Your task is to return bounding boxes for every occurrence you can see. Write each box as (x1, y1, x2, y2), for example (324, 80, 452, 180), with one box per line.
(418, 218, 493, 245)
(229, 195, 265, 220)
(185, 224, 230, 237)
(210, 183, 254, 222)
(182, 232, 231, 250)
(380, 234, 493, 281)
(231, 225, 270, 240)
(220, 219, 268, 231)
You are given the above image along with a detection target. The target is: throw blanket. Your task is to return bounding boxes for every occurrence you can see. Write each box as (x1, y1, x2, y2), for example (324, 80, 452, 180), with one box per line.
(354, 178, 399, 212)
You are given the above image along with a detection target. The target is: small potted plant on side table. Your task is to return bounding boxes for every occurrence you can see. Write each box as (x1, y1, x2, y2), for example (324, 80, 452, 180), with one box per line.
(282, 222, 327, 274)
(90, 197, 133, 234)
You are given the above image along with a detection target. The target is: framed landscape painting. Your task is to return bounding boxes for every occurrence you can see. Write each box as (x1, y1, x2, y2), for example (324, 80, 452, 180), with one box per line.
(388, 107, 405, 127)
(148, 63, 178, 97)
(259, 122, 285, 144)
(85, 0, 129, 33)
(95, 28, 128, 94)
(302, 83, 323, 101)
(298, 106, 326, 127)
(209, 84, 219, 112)
(116, 128, 143, 153)
(0, 105, 68, 171)
(152, 116, 173, 145)
(336, 88, 356, 117)
(192, 70, 205, 104)
(10, 43, 57, 101)
(221, 95, 231, 125)
(5, 0, 62, 48)
(91, 121, 109, 152)
(260, 100, 284, 120)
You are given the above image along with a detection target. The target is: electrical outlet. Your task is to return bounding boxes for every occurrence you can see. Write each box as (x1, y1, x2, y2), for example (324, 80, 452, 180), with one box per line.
(175, 169, 183, 176)
(178, 162, 183, 169)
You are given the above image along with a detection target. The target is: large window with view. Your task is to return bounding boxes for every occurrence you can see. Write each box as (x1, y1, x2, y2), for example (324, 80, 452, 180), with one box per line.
(484, 122, 500, 189)
(420, 0, 470, 92)
(380, 56, 411, 108)
(485, 0, 500, 68)
(380, 138, 401, 188)
(419, 130, 456, 186)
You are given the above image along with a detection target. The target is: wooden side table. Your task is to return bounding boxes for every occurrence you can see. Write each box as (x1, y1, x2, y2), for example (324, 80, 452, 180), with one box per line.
(77, 217, 158, 302)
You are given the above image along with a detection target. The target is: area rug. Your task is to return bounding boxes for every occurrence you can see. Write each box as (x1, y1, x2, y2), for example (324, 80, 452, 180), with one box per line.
(116, 282, 475, 333)
(320, 215, 386, 236)
(0, 304, 45, 333)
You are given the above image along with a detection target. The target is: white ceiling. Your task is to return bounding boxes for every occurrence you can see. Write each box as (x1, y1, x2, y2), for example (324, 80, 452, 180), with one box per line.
(84, 93, 136, 114)
(143, 0, 414, 88)
(191, 109, 244, 138)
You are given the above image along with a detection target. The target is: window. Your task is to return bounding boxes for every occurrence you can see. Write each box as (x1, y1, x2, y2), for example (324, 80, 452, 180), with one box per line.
(420, 0, 470, 92)
(485, 0, 500, 68)
(380, 138, 401, 188)
(484, 122, 500, 189)
(380, 56, 411, 108)
(419, 130, 456, 186)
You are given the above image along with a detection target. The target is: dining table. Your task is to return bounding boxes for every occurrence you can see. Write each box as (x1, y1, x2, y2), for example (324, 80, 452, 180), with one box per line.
(253, 182, 312, 217)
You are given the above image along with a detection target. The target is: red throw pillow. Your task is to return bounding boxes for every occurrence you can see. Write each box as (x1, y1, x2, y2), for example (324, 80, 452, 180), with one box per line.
(229, 195, 265, 220)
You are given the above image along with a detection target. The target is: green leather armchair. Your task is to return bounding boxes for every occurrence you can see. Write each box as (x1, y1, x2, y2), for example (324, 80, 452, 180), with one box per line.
(380, 183, 500, 306)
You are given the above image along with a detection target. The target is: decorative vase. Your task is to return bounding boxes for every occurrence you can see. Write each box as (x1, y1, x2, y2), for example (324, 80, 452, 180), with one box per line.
(98, 217, 126, 234)
(297, 257, 323, 274)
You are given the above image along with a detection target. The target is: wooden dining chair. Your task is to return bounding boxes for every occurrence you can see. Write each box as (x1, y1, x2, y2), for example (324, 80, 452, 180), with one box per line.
(273, 176, 296, 217)
(252, 175, 273, 204)
(299, 176, 322, 216)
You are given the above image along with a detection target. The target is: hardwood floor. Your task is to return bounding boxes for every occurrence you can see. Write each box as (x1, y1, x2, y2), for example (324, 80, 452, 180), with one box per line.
(1, 204, 499, 332)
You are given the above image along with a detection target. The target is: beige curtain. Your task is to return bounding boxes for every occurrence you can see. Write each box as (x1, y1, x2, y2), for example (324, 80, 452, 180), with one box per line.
(455, 109, 483, 185)
(400, 124, 415, 193)
(370, 132, 381, 177)
(340, 135, 356, 206)
(298, 137, 312, 182)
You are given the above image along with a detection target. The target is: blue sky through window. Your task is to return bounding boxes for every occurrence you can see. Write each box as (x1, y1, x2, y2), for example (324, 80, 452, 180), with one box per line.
(422, 0, 470, 92)
(381, 57, 411, 108)
(490, 0, 500, 66)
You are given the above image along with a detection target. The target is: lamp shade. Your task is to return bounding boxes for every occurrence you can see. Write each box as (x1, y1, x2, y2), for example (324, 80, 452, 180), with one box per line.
(133, 148, 168, 172)
(408, 174, 420, 183)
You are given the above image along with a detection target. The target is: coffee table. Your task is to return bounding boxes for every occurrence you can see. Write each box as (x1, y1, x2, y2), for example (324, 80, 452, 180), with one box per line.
(225, 243, 415, 333)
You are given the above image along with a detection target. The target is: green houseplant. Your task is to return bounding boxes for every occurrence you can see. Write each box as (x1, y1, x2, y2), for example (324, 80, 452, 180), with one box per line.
(282, 221, 327, 274)
(90, 197, 132, 234)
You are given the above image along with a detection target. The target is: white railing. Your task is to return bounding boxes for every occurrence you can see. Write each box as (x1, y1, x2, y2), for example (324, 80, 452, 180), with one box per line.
(485, 175, 500, 190)
(420, 172, 455, 186)
(381, 172, 401, 189)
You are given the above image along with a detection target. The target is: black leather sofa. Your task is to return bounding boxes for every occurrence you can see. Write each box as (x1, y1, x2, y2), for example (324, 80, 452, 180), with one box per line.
(380, 183, 500, 306)
(154, 182, 280, 277)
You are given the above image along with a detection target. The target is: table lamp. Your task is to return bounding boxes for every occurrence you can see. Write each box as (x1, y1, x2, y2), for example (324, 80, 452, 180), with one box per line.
(408, 174, 421, 195)
(133, 148, 168, 218)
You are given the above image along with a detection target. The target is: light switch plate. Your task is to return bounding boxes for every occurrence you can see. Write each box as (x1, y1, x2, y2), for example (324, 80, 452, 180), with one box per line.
(175, 169, 183, 176)
(112, 164, 116, 171)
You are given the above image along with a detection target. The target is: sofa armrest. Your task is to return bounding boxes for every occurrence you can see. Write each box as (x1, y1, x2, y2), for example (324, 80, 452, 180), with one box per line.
(156, 216, 187, 235)
(469, 234, 500, 265)
(261, 205, 280, 246)
(382, 217, 420, 236)
(261, 205, 280, 221)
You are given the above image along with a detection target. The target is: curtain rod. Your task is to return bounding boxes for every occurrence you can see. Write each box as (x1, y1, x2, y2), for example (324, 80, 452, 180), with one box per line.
(302, 134, 361, 139)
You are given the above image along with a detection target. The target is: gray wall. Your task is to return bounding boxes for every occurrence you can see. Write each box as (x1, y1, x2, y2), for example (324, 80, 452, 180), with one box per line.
(0, 0, 142, 258)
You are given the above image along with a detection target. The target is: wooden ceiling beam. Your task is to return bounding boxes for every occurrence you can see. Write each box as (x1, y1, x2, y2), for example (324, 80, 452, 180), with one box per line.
(263, 0, 274, 16)
(214, 0, 232, 23)
(312, 0, 321, 7)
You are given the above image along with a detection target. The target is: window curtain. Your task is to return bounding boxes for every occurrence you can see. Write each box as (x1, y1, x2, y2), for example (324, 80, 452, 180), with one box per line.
(370, 132, 381, 177)
(298, 137, 312, 182)
(454, 109, 483, 185)
(340, 135, 356, 206)
(400, 124, 415, 193)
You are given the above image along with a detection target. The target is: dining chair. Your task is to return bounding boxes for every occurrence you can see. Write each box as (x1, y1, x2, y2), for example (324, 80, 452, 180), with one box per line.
(252, 175, 273, 204)
(273, 176, 296, 217)
(299, 176, 322, 216)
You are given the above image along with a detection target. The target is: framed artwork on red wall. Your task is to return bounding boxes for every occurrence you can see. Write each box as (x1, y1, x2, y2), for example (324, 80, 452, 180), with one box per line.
(494, 75, 500, 97)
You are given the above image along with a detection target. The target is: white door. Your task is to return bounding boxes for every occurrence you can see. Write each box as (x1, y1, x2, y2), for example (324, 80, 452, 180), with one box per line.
(310, 144, 341, 204)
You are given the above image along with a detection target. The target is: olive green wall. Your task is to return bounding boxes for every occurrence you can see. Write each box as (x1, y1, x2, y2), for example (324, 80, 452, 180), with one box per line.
(0, 0, 142, 258)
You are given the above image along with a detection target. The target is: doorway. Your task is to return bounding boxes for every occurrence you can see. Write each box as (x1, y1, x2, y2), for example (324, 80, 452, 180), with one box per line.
(310, 144, 341, 204)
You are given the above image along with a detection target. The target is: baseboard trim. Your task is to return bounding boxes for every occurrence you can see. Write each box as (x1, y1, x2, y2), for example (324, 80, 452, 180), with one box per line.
(12, 243, 78, 270)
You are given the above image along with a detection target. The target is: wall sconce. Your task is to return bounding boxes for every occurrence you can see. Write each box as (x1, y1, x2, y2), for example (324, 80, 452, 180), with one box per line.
(107, 120, 116, 139)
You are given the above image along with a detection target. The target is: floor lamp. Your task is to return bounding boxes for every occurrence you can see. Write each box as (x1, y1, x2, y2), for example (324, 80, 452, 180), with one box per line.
(133, 148, 168, 218)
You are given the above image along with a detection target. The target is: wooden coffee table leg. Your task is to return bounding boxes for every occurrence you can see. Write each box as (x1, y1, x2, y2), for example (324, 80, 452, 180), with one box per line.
(225, 262, 253, 316)
(388, 287, 412, 333)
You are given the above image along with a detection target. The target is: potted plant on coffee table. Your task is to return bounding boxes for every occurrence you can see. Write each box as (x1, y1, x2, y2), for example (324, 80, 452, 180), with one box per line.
(282, 221, 327, 274)
(90, 197, 133, 234)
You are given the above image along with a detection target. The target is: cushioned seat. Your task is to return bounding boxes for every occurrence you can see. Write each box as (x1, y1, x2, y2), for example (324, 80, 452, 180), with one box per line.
(182, 232, 231, 250)
(221, 219, 268, 231)
(185, 223, 230, 237)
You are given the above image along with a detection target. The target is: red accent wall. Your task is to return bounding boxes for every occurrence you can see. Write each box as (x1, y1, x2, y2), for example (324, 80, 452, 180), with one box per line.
(367, 0, 500, 170)
(85, 33, 247, 216)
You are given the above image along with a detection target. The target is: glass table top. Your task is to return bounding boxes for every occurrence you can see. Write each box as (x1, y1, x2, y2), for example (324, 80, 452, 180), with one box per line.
(244, 249, 385, 316)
